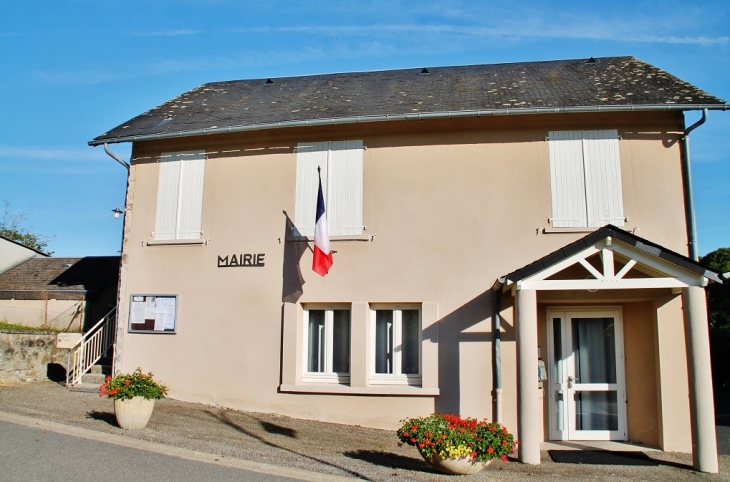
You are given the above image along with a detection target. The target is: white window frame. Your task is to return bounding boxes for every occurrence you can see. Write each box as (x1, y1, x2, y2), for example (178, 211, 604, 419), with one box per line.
(369, 305, 422, 386)
(302, 305, 351, 384)
(154, 150, 206, 240)
(294, 140, 364, 237)
(548, 130, 624, 228)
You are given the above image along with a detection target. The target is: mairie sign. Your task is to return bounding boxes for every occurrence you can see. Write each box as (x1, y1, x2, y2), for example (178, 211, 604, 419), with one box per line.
(217, 253, 265, 268)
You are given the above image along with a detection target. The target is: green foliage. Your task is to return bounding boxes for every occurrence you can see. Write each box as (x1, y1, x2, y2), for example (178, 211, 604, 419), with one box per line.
(99, 368, 168, 400)
(0, 321, 65, 333)
(397, 413, 516, 462)
(0, 200, 52, 253)
(700, 247, 730, 389)
(701, 247, 730, 330)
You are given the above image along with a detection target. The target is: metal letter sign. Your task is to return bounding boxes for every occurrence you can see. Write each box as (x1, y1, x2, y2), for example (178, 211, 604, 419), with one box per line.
(217, 254, 265, 267)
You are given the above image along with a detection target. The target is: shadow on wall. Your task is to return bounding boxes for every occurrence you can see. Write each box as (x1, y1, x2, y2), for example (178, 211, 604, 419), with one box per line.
(424, 290, 494, 416)
(48, 256, 120, 331)
(281, 211, 309, 304)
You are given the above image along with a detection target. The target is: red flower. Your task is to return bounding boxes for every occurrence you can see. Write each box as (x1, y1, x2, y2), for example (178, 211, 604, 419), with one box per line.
(500, 455, 508, 462)
(105, 376, 112, 381)
(411, 438, 416, 443)
(470, 451, 477, 458)
(487, 446, 494, 454)
(411, 425, 418, 431)
(418, 443, 425, 449)
(124, 380, 131, 386)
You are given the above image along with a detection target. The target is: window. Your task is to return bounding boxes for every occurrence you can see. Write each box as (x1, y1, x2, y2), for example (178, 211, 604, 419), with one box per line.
(370, 306, 421, 385)
(154, 151, 206, 240)
(303, 307, 350, 383)
(294, 140, 364, 237)
(548, 130, 624, 228)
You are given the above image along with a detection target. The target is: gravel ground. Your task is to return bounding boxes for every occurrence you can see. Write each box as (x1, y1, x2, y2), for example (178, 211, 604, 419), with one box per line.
(0, 382, 728, 481)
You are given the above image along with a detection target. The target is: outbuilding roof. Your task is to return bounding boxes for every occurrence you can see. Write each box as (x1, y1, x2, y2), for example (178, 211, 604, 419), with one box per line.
(89, 56, 727, 146)
(0, 257, 120, 292)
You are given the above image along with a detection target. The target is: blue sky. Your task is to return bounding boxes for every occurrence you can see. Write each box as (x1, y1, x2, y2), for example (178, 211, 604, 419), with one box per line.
(1, 1, 728, 257)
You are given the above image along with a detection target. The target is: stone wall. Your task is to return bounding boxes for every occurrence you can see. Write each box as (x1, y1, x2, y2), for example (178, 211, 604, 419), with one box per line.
(0, 332, 67, 384)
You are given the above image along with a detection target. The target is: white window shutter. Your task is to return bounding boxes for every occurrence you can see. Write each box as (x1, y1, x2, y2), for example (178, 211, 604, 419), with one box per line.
(328, 140, 363, 236)
(549, 131, 587, 228)
(582, 130, 624, 227)
(176, 152, 206, 239)
(294, 142, 328, 237)
(154, 151, 205, 240)
(154, 156, 182, 240)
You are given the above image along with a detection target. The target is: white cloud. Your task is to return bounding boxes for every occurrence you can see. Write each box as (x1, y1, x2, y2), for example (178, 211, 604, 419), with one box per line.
(0, 144, 107, 162)
(132, 29, 200, 36)
(230, 23, 729, 46)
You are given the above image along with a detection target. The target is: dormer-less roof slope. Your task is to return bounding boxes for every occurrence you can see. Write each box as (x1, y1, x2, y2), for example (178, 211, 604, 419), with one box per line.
(89, 56, 727, 146)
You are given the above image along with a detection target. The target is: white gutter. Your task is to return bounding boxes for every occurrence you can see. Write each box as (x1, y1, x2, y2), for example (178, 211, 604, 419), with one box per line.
(89, 103, 728, 146)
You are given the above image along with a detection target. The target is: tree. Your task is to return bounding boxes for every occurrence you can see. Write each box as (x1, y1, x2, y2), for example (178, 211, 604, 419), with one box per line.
(0, 200, 53, 253)
(700, 247, 730, 390)
(701, 247, 730, 329)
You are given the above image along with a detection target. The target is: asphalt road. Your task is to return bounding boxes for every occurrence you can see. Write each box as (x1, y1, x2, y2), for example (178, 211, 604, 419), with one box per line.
(0, 420, 304, 482)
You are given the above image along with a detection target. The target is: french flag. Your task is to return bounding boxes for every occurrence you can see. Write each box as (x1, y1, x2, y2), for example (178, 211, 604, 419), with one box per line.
(312, 176, 333, 276)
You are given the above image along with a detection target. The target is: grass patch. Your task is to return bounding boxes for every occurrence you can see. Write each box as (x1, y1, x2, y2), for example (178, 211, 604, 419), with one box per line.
(0, 321, 66, 333)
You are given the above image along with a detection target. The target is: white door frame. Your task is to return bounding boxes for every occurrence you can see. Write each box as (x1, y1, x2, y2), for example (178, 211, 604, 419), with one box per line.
(547, 307, 627, 441)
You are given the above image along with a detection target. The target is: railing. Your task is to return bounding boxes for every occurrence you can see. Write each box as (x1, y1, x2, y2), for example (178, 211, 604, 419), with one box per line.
(66, 307, 117, 387)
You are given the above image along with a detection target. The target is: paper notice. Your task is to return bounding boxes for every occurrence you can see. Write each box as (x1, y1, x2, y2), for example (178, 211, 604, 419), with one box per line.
(145, 297, 156, 320)
(163, 298, 176, 330)
(130, 299, 146, 325)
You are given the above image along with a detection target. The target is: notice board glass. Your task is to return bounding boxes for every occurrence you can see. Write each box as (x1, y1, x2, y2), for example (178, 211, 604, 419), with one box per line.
(128, 295, 178, 333)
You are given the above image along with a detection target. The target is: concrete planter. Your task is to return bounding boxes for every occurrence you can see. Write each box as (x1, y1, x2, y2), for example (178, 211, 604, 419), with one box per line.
(114, 397, 155, 430)
(420, 451, 492, 475)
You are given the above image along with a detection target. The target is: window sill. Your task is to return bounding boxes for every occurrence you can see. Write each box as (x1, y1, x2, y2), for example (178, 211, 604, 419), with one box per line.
(286, 235, 371, 243)
(147, 239, 206, 246)
(543, 225, 631, 234)
(279, 384, 439, 396)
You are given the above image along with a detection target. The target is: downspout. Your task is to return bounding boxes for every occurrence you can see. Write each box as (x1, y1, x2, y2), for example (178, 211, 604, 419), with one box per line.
(101, 142, 130, 376)
(104, 143, 130, 170)
(492, 279, 505, 423)
(680, 109, 707, 261)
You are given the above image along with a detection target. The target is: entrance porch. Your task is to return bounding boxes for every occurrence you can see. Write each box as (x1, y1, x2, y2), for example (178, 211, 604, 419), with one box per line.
(494, 225, 722, 473)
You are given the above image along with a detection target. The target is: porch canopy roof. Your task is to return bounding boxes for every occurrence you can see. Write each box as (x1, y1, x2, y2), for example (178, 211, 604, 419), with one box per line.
(493, 225, 722, 293)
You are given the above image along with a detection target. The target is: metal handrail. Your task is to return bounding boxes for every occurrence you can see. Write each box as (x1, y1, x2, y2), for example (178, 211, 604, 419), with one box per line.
(66, 307, 117, 387)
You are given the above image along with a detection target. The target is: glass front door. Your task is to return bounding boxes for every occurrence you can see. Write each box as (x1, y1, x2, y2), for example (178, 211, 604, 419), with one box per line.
(547, 309, 627, 441)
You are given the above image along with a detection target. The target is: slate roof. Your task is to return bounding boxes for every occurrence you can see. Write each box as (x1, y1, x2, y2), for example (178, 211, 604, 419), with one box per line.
(90, 56, 727, 146)
(0, 257, 120, 292)
(495, 225, 723, 287)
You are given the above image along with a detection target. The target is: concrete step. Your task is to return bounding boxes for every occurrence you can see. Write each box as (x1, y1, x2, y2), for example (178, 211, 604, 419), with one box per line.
(89, 364, 112, 375)
(68, 383, 100, 393)
(81, 372, 108, 385)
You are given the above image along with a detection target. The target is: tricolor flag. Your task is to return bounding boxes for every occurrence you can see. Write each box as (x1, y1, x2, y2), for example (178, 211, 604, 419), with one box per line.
(312, 175, 333, 276)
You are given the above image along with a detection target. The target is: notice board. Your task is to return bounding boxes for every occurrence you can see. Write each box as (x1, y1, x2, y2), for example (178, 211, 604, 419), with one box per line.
(128, 295, 178, 333)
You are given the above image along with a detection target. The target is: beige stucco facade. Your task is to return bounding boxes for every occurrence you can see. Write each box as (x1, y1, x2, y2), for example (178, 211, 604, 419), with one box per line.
(112, 111, 710, 457)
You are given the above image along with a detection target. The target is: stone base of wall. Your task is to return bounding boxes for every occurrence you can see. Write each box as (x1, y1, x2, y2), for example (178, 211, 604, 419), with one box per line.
(0, 333, 67, 384)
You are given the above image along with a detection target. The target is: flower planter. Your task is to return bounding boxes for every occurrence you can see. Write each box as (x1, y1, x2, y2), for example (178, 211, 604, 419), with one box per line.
(420, 451, 492, 475)
(114, 397, 155, 430)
